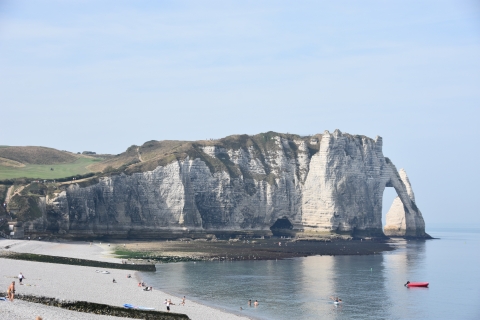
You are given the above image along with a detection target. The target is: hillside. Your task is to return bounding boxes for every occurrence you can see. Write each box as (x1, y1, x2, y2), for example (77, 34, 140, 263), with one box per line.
(0, 146, 77, 165)
(0, 146, 104, 180)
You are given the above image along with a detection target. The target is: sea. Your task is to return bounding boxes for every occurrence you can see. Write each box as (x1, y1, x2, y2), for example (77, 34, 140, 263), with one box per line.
(141, 229, 480, 320)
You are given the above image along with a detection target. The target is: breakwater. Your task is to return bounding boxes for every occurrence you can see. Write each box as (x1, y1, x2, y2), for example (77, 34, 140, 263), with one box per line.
(2, 252, 156, 271)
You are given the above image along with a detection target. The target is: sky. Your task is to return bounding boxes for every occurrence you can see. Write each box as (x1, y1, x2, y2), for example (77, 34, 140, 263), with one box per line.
(0, 0, 479, 228)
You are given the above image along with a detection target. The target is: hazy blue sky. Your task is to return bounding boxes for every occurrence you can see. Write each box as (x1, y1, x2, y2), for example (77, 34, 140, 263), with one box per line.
(1, 1, 479, 228)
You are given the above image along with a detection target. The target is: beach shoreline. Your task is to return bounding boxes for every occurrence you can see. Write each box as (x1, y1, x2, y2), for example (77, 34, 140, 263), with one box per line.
(0, 239, 251, 320)
(0, 237, 397, 319)
(136, 269, 256, 320)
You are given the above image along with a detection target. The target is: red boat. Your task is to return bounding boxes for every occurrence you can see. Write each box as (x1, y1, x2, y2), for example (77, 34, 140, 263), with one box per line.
(405, 281, 429, 288)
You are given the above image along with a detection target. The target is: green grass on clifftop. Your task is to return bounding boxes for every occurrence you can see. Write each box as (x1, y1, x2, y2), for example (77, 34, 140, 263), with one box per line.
(0, 157, 101, 180)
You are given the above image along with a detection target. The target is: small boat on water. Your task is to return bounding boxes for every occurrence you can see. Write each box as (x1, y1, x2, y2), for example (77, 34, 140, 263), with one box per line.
(405, 281, 429, 288)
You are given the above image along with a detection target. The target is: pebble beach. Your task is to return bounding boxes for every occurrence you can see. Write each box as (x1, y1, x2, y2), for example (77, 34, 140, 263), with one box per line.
(0, 239, 250, 320)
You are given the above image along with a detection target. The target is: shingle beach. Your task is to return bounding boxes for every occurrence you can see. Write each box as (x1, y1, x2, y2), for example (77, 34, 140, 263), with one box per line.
(0, 239, 250, 320)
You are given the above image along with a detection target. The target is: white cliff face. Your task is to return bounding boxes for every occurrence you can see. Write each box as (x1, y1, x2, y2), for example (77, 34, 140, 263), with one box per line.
(400, 169, 415, 201)
(39, 131, 428, 238)
(302, 130, 387, 235)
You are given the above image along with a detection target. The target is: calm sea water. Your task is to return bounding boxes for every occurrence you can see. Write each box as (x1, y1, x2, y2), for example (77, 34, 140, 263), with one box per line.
(141, 230, 480, 320)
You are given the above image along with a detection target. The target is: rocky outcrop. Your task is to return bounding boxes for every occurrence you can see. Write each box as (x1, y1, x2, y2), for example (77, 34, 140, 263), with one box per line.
(24, 131, 429, 239)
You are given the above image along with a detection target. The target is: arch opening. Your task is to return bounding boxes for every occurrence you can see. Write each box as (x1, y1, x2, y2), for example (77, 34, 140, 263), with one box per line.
(382, 187, 398, 229)
(270, 218, 293, 237)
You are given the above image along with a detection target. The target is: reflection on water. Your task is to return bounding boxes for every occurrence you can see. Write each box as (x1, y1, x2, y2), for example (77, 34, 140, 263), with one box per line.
(142, 232, 480, 320)
(299, 255, 335, 317)
(332, 255, 389, 319)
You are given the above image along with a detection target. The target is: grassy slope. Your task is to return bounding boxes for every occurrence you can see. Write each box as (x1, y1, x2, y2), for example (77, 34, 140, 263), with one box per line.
(0, 157, 102, 180)
(0, 146, 77, 165)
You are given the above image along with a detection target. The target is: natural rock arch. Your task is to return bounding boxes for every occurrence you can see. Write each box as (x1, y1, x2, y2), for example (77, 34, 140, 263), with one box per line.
(383, 168, 430, 238)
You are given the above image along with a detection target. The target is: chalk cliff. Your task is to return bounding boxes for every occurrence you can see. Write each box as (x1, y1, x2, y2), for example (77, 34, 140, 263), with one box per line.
(24, 131, 429, 239)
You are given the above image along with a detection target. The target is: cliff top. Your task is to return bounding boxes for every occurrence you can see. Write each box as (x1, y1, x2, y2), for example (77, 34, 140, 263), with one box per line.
(88, 131, 323, 175)
(1, 131, 377, 181)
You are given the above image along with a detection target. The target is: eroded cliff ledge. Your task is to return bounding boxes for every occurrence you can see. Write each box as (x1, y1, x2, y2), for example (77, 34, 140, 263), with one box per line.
(25, 130, 430, 239)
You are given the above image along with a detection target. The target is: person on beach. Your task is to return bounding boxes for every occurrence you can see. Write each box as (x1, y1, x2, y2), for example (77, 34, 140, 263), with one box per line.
(166, 299, 174, 312)
(18, 272, 25, 285)
(181, 296, 186, 306)
(254, 300, 259, 307)
(248, 299, 251, 306)
(7, 281, 15, 301)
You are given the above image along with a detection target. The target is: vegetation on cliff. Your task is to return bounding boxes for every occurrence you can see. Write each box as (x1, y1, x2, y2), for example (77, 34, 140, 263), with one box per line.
(1, 131, 372, 182)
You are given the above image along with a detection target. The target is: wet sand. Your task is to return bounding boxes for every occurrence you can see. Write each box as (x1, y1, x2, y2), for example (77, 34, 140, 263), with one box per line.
(118, 237, 394, 261)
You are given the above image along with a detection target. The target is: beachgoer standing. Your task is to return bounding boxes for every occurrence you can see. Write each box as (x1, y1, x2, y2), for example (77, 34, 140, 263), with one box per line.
(18, 272, 25, 285)
(182, 296, 186, 306)
(166, 299, 174, 312)
(7, 281, 15, 301)
(248, 299, 252, 306)
(254, 300, 259, 307)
